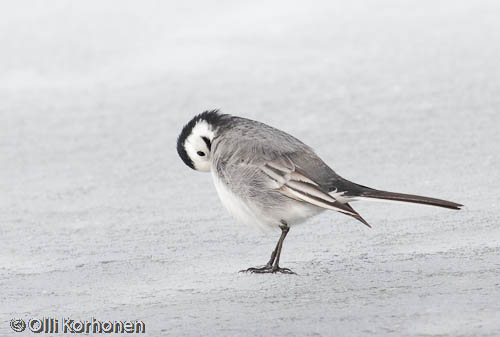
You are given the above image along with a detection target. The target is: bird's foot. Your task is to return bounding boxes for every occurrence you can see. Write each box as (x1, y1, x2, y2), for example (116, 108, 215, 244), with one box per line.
(239, 265, 296, 274)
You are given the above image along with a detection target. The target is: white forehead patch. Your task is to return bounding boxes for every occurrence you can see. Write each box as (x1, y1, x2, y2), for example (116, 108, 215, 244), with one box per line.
(191, 120, 214, 140)
(184, 120, 215, 172)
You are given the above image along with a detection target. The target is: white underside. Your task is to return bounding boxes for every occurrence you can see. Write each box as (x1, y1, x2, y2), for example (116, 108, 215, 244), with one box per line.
(212, 172, 324, 231)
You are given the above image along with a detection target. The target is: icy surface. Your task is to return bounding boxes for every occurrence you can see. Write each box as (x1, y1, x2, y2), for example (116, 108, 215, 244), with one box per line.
(1, 1, 500, 336)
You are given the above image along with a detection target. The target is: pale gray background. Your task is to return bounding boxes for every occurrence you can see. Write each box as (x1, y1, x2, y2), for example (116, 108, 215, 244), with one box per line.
(1, 1, 499, 336)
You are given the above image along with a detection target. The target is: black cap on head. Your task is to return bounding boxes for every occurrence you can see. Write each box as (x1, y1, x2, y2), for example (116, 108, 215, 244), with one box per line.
(176, 110, 225, 169)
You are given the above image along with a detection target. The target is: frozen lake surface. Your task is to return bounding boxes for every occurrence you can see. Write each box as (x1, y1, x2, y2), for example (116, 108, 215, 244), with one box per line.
(1, 1, 499, 336)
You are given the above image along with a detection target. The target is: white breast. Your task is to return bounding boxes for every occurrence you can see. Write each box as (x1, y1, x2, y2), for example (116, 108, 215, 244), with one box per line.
(211, 171, 266, 229)
(211, 171, 324, 231)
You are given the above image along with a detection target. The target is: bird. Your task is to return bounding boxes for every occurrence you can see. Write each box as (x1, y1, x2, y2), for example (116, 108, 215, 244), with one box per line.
(176, 110, 462, 274)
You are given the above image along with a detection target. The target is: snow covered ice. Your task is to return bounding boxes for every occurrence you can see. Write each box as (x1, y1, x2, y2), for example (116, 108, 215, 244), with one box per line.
(1, 1, 499, 336)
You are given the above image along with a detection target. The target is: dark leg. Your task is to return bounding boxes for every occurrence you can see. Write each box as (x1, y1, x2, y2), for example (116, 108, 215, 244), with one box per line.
(240, 234, 281, 273)
(240, 221, 295, 274)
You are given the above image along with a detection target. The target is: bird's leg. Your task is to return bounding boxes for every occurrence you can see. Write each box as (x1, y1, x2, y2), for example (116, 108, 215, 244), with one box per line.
(264, 235, 281, 267)
(239, 240, 279, 273)
(269, 223, 295, 274)
(240, 221, 295, 274)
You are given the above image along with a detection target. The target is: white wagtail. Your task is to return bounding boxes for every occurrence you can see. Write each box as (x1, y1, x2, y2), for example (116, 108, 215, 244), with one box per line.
(177, 110, 462, 274)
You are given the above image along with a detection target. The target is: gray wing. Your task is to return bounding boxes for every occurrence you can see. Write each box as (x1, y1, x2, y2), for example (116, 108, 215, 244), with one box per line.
(213, 116, 367, 194)
(212, 117, 370, 226)
(286, 151, 368, 196)
(260, 156, 370, 226)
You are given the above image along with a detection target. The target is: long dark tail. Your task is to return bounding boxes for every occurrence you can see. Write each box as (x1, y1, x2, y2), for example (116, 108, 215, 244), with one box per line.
(357, 189, 463, 210)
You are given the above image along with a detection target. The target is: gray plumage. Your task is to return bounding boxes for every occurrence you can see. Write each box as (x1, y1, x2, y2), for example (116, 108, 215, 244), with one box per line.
(210, 115, 368, 225)
(213, 115, 359, 193)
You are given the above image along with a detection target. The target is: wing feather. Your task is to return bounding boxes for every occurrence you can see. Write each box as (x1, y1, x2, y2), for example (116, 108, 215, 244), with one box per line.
(280, 185, 356, 216)
(259, 157, 370, 227)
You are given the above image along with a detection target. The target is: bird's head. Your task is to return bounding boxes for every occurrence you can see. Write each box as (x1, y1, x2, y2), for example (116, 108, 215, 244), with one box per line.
(176, 110, 226, 172)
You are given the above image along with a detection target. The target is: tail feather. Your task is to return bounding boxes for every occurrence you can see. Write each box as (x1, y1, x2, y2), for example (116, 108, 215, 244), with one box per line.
(358, 189, 463, 210)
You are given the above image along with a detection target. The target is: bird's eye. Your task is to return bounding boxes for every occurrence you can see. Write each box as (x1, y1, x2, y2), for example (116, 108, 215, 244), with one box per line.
(197, 151, 205, 157)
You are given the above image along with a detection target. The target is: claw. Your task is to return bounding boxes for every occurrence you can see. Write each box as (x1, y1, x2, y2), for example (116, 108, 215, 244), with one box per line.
(239, 265, 272, 273)
(276, 267, 296, 274)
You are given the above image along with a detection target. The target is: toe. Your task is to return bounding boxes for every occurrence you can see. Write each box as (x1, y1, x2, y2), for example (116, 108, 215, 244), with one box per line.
(272, 267, 296, 274)
(239, 266, 272, 273)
